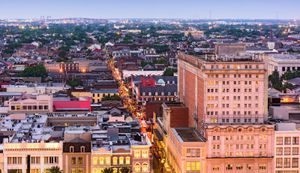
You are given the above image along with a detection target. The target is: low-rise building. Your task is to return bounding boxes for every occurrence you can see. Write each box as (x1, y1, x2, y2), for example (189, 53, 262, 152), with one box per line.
(274, 123, 300, 173)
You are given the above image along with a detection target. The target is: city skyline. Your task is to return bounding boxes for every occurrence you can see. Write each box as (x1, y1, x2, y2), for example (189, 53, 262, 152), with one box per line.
(1, 0, 300, 20)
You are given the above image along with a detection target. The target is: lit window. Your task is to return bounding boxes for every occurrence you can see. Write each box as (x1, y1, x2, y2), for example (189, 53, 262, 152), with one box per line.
(93, 157, 98, 165)
(99, 157, 104, 165)
(113, 157, 118, 165)
(106, 157, 110, 165)
(125, 157, 130, 165)
(119, 157, 124, 165)
(142, 162, 149, 172)
(142, 150, 148, 158)
(134, 163, 141, 172)
(134, 150, 141, 158)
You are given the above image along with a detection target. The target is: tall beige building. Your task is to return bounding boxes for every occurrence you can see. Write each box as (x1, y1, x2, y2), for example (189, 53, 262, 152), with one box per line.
(178, 52, 268, 127)
(178, 52, 275, 173)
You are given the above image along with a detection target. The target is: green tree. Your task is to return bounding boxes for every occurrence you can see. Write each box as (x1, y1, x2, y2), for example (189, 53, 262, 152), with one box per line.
(19, 65, 47, 78)
(102, 168, 114, 173)
(269, 70, 282, 91)
(66, 79, 82, 88)
(47, 166, 62, 173)
(102, 94, 121, 101)
(163, 68, 175, 76)
(119, 167, 132, 173)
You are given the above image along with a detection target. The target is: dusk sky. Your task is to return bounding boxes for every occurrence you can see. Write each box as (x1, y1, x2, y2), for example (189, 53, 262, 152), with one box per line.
(1, 0, 300, 19)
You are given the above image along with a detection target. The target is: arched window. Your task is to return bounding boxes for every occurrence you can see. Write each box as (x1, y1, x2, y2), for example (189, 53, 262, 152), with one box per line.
(134, 163, 141, 172)
(142, 162, 149, 172)
(80, 146, 85, 152)
(113, 157, 118, 165)
(125, 156, 130, 164)
(70, 146, 74, 152)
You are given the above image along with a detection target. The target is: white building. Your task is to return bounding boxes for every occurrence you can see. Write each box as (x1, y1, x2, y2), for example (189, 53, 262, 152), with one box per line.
(265, 54, 300, 76)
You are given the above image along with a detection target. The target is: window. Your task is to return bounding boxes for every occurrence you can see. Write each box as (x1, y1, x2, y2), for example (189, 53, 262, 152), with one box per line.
(186, 162, 201, 171)
(44, 157, 59, 164)
(226, 164, 233, 170)
(113, 157, 118, 165)
(7, 157, 22, 165)
(71, 157, 76, 165)
(106, 157, 110, 165)
(284, 147, 291, 155)
(125, 157, 130, 165)
(142, 163, 149, 172)
(293, 137, 299, 145)
(93, 157, 97, 165)
(99, 157, 104, 165)
(142, 150, 148, 158)
(284, 158, 291, 168)
(134, 150, 141, 158)
(80, 146, 85, 152)
(292, 147, 299, 155)
(134, 163, 141, 172)
(259, 164, 266, 170)
(276, 158, 283, 168)
(30, 157, 40, 164)
(78, 157, 83, 165)
(292, 158, 299, 168)
(276, 147, 283, 155)
(276, 137, 283, 145)
(70, 146, 74, 152)
(212, 166, 220, 171)
(285, 137, 291, 145)
(119, 157, 124, 165)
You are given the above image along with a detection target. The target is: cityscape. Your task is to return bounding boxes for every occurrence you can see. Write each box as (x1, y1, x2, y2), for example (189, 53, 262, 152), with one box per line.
(0, 1, 300, 173)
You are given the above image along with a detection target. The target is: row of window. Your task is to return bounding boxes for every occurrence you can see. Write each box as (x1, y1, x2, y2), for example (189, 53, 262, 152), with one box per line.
(11, 105, 49, 111)
(276, 147, 299, 155)
(276, 137, 300, 145)
(212, 164, 267, 171)
(207, 95, 259, 101)
(142, 92, 175, 96)
(7, 156, 59, 165)
(210, 118, 261, 123)
(134, 150, 149, 159)
(207, 88, 259, 93)
(207, 103, 260, 109)
(208, 80, 260, 86)
(212, 135, 266, 141)
(281, 66, 300, 72)
(276, 158, 299, 168)
(207, 71, 261, 77)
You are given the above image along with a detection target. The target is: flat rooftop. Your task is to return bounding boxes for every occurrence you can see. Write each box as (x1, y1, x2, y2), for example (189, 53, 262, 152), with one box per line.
(180, 52, 263, 63)
(269, 54, 300, 61)
(173, 128, 206, 142)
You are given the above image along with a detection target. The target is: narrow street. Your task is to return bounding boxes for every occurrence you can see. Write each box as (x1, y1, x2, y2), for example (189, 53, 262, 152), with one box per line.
(108, 58, 148, 130)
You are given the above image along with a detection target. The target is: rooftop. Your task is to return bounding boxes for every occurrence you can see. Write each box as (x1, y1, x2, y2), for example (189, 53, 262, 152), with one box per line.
(173, 128, 206, 142)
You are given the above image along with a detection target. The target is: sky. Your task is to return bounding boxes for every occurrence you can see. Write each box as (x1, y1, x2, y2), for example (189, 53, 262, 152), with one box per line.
(1, 0, 300, 20)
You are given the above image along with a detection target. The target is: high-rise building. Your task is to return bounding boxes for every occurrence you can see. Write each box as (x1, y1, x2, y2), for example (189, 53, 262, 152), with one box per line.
(178, 52, 275, 173)
(178, 52, 268, 127)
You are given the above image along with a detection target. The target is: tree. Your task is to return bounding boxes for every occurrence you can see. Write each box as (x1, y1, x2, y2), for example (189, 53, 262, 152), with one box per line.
(19, 64, 47, 78)
(102, 168, 114, 173)
(163, 68, 175, 76)
(119, 167, 132, 173)
(47, 166, 62, 173)
(269, 70, 282, 90)
(66, 79, 82, 88)
(102, 94, 121, 101)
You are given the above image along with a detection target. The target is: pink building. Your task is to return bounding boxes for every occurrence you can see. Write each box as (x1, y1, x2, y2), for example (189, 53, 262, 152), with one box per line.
(7, 94, 53, 113)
